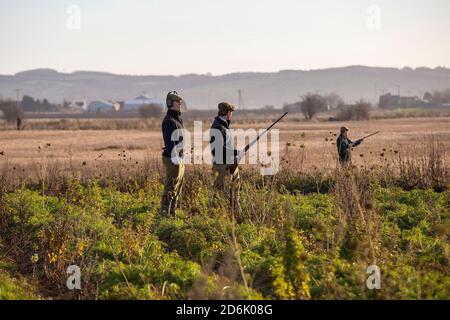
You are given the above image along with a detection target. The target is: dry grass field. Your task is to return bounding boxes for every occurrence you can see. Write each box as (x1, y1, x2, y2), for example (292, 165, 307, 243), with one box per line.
(1, 116, 449, 170)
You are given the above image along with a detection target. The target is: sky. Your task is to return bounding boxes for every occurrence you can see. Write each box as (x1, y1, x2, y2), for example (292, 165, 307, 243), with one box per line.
(1, 0, 449, 75)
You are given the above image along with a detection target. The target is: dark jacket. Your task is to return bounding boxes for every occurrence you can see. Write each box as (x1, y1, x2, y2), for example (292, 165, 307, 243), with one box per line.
(162, 109, 184, 158)
(337, 135, 361, 163)
(210, 116, 238, 165)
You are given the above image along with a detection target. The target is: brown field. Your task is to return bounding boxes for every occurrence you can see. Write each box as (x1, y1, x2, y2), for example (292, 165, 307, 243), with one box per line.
(1, 116, 449, 170)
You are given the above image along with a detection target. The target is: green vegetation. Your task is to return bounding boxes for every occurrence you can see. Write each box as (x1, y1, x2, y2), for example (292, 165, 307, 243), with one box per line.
(0, 259, 39, 299)
(1, 169, 448, 300)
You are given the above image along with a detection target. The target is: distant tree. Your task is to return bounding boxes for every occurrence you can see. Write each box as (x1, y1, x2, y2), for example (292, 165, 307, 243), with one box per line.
(0, 100, 24, 123)
(324, 93, 344, 110)
(442, 89, 450, 103)
(352, 100, 372, 120)
(63, 99, 71, 109)
(263, 105, 275, 111)
(34, 99, 42, 113)
(300, 93, 327, 120)
(432, 88, 450, 104)
(336, 100, 371, 121)
(42, 98, 52, 111)
(423, 92, 433, 102)
(139, 104, 163, 119)
(432, 91, 441, 103)
(21, 95, 35, 111)
(20, 95, 57, 112)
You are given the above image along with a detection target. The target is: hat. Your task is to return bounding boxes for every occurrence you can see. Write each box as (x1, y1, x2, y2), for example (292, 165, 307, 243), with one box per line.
(340, 126, 349, 133)
(166, 91, 183, 108)
(218, 102, 235, 114)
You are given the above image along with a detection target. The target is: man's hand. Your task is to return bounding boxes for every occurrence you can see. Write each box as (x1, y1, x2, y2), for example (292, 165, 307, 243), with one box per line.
(171, 156, 183, 165)
(352, 139, 363, 147)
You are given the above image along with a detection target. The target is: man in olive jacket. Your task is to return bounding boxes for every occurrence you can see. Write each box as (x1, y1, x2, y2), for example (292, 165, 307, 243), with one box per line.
(160, 91, 185, 216)
(209, 102, 242, 214)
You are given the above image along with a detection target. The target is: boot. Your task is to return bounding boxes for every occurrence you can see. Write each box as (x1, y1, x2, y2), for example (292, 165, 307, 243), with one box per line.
(169, 198, 178, 216)
(160, 194, 172, 216)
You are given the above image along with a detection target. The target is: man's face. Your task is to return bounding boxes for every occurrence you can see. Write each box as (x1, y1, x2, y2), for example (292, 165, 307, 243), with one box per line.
(227, 111, 233, 120)
(172, 100, 181, 111)
(343, 131, 348, 138)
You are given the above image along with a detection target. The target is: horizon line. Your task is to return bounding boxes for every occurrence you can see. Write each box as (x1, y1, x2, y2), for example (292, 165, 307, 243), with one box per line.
(2, 64, 449, 78)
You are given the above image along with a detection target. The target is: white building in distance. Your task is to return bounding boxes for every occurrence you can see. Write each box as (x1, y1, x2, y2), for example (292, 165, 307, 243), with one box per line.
(69, 100, 87, 111)
(88, 100, 120, 112)
(123, 94, 164, 111)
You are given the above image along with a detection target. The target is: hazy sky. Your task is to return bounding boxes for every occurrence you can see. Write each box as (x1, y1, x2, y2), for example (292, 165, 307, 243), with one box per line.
(1, 0, 449, 75)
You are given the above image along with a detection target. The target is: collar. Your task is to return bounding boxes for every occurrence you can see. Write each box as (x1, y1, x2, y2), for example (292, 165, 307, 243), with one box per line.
(167, 108, 181, 119)
(216, 116, 230, 128)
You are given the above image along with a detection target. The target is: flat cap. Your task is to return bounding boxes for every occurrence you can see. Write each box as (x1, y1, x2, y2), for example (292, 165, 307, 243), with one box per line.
(218, 102, 235, 113)
(340, 126, 350, 133)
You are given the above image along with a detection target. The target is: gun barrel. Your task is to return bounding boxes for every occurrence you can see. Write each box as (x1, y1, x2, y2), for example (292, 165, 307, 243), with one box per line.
(360, 131, 380, 140)
(230, 112, 288, 173)
(242, 112, 288, 155)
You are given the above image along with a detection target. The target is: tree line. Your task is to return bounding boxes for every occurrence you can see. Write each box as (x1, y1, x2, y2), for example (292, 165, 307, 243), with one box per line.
(283, 92, 371, 121)
(424, 88, 450, 104)
(20, 95, 59, 112)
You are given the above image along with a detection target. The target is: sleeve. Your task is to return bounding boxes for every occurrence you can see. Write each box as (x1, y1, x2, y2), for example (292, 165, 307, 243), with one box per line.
(162, 120, 177, 151)
(349, 139, 362, 147)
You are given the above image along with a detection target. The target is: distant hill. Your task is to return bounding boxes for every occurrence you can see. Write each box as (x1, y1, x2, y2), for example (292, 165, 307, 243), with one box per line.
(1, 66, 450, 109)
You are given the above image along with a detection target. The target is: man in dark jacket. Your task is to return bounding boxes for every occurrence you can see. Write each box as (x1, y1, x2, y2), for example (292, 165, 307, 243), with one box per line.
(336, 126, 362, 166)
(209, 102, 242, 214)
(160, 91, 185, 216)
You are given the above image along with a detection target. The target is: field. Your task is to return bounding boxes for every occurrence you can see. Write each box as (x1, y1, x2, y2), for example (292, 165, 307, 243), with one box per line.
(0, 115, 449, 300)
(1, 116, 450, 168)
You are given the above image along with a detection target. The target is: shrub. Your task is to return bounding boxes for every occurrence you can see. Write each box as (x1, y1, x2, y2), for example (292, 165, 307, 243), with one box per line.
(336, 100, 371, 121)
(272, 227, 310, 299)
(324, 93, 344, 110)
(0, 268, 39, 299)
(300, 93, 327, 120)
(0, 100, 24, 123)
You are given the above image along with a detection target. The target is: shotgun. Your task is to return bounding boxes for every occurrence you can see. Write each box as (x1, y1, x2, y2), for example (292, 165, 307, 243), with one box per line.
(357, 131, 380, 142)
(228, 112, 289, 174)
